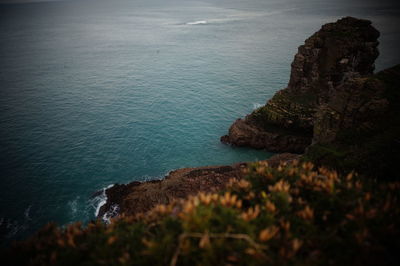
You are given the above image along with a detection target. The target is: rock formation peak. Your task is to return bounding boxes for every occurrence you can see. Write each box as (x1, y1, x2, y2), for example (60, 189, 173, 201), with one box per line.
(221, 17, 382, 154)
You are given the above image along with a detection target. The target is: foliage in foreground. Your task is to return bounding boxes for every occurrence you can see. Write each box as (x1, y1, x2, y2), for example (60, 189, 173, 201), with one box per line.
(4, 161, 400, 265)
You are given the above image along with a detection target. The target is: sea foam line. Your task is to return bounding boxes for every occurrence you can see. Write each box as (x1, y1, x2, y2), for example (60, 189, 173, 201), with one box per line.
(186, 20, 207, 25)
(93, 184, 114, 217)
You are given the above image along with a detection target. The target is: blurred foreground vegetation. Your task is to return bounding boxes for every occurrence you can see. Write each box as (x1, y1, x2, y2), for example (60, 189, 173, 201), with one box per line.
(3, 161, 400, 265)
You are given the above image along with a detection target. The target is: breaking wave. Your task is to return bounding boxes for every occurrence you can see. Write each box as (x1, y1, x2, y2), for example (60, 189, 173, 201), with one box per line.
(253, 103, 264, 110)
(101, 204, 120, 224)
(91, 184, 114, 218)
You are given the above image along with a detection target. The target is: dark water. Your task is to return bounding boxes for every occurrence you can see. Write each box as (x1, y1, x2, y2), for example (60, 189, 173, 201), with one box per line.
(0, 0, 399, 245)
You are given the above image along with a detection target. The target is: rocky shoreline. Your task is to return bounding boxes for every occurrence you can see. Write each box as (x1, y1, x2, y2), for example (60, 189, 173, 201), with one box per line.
(98, 153, 299, 219)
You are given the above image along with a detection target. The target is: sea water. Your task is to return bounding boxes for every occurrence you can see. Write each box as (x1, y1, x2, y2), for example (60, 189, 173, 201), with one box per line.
(1, 0, 399, 245)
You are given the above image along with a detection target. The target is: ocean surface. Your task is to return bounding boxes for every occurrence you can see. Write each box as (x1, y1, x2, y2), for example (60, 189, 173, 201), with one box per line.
(1, 0, 399, 245)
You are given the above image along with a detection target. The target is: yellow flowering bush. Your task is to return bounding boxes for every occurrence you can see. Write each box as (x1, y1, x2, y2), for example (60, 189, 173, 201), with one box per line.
(4, 161, 400, 265)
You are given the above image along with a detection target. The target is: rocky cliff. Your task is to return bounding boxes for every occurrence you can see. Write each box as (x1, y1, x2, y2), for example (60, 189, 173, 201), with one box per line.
(306, 64, 400, 178)
(221, 17, 380, 153)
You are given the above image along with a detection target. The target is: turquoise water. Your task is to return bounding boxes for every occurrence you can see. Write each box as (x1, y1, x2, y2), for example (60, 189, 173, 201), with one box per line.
(1, 0, 399, 244)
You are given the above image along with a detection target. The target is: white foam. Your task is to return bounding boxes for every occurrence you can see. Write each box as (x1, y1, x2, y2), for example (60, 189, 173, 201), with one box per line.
(95, 198, 106, 217)
(253, 103, 263, 110)
(68, 197, 79, 216)
(93, 171, 172, 222)
(102, 204, 120, 224)
(93, 184, 114, 217)
(186, 20, 207, 25)
(183, 8, 298, 27)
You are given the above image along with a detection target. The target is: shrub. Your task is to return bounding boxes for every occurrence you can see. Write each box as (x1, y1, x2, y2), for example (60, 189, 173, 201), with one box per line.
(4, 161, 400, 265)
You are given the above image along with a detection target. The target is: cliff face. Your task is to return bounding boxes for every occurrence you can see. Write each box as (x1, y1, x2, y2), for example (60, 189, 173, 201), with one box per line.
(221, 17, 380, 153)
(313, 74, 388, 144)
(306, 64, 400, 178)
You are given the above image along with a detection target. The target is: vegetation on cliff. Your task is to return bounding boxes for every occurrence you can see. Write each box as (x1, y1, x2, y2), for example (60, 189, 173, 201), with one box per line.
(5, 161, 399, 265)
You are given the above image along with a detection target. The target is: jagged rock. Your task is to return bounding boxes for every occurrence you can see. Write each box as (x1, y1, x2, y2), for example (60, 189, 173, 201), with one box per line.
(221, 17, 380, 153)
(220, 118, 311, 153)
(98, 164, 245, 219)
(98, 153, 300, 218)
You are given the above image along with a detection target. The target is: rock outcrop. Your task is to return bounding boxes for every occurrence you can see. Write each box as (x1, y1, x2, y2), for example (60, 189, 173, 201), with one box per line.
(98, 153, 299, 218)
(221, 17, 380, 153)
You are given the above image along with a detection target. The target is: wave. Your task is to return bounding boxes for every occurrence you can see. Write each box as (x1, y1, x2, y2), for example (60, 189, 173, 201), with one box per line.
(183, 8, 298, 27)
(89, 169, 176, 223)
(68, 197, 79, 217)
(91, 184, 114, 218)
(93, 171, 174, 223)
(186, 20, 207, 25)
(253, 103, 264, 110)
(101, 204, 120, 224)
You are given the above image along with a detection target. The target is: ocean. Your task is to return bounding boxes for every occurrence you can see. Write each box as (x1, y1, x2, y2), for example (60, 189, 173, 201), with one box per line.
(1, 0, 399, 245)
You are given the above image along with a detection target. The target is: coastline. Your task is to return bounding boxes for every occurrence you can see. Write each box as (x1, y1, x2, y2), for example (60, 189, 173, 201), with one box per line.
(5, 15, 400, 265)
(98, 17, 399, 220)
(98, 153, 299, 219)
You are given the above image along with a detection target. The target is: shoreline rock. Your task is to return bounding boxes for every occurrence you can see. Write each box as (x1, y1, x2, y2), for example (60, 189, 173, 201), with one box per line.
(98, 153, 299, 219)
(220, 117, 311, 153)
